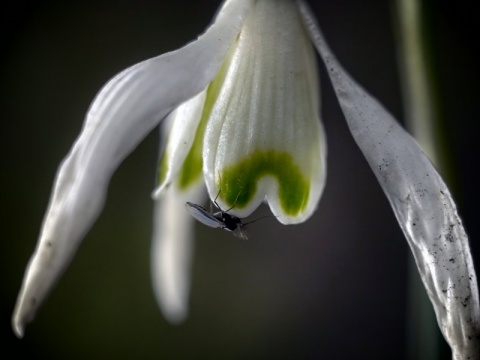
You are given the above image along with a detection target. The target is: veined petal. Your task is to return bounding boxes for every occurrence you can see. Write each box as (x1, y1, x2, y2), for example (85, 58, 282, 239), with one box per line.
(12, 0, 255, 338)
(203, 0, 326, 224)
(151, 182, 205, 324)
(153, 89, 207, 198)
(298, 1, 480, 358)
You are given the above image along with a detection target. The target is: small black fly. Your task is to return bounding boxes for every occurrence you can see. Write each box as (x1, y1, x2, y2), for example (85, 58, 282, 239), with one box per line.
(185, 191, 266, 239)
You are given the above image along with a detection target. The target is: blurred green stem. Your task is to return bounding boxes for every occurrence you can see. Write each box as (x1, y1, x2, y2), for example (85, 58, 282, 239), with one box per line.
(396, 0, 439, 164)
(395, 0, 448, 359)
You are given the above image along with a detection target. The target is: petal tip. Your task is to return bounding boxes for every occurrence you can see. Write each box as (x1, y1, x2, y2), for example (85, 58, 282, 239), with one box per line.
(12, 324, 25, 339)
(162, 305, 188, 325)
(12, 306, 27, 339)
(151, 187, 163, 200)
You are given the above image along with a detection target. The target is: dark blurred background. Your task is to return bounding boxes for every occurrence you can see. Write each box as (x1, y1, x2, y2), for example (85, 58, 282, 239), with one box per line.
(1, 0, 478, 359)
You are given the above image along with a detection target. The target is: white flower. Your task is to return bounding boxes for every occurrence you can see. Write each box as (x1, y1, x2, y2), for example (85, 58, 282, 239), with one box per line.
(12, 0, 479, 358)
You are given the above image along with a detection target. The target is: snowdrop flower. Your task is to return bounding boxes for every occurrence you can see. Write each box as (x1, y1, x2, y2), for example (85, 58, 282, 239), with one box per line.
(12, 0, 479, 358)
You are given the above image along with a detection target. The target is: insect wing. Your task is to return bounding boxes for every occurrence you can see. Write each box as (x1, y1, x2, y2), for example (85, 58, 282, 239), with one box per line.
(185, 202, 224, 229)
(233, 226, 248, 240)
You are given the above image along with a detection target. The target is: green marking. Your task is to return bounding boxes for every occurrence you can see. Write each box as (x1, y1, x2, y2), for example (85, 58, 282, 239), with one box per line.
(156, 149, 169, 186)
(218, 150, 310, 216)
(176, 41, 236, 190)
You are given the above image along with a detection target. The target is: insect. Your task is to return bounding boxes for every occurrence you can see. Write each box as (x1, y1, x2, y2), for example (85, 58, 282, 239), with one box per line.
(185, 191, 263, 239)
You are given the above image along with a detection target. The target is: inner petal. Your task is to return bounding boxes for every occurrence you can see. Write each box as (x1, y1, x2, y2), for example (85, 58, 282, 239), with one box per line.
(203, 0, 326, 224)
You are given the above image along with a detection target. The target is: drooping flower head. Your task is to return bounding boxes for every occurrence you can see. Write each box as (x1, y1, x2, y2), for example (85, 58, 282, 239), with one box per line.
(153, 0, 325, 324)
(12, 1, 479, 358)
(154, 0, 325, 224)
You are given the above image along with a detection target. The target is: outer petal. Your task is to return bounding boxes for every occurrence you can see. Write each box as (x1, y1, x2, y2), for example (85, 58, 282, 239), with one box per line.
(203, 0, 326, 224)
(298, 2, 480, 359)
(12, 0, 255, 338)
(151, 182, 205, 324)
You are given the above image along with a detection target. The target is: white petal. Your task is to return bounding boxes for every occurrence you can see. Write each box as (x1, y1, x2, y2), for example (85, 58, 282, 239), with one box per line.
(298, 1, 480, 358)
(151, 183, 205, 324)
(152, 89, 207, 198)
(203, 0, 326, 224)
(12, 0, 255, 338)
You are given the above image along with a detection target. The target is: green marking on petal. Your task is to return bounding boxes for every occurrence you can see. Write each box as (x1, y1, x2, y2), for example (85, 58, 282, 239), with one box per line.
(157, 149, 169, 186)
(177, 40, 237, 190)
(218, 149, 310, 216)
(176, 128, 203, 190)
(176, 86, 212, 189)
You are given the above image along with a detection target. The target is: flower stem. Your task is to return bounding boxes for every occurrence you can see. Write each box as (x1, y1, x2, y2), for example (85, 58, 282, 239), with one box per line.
(395, 0, 450, 358)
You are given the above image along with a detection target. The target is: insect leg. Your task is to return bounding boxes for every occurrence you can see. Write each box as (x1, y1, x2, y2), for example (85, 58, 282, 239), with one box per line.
(212, 189, 222, 212)
(223, 187, 244, 213)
